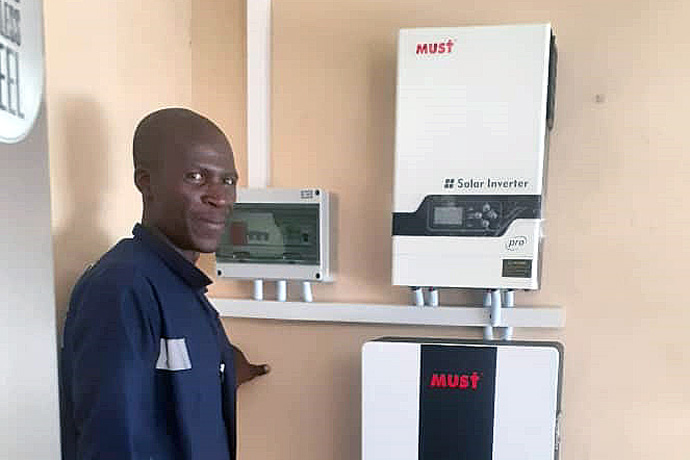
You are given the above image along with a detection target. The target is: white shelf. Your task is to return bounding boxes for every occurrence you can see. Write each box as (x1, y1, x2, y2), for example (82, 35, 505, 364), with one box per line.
(210, 298, 564, 328)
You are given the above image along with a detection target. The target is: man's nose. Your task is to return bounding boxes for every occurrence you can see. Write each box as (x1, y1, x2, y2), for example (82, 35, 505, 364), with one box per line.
(203, 182, 233, 208)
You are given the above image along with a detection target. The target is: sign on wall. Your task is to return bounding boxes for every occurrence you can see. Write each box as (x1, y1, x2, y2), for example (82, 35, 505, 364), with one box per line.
(0, 1, 60, 457)
(0, 0, 44, 144)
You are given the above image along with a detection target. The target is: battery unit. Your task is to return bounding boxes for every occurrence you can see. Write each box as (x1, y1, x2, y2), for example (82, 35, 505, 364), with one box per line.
(392, 24, 557, 289)
(362, 338, 563, 460)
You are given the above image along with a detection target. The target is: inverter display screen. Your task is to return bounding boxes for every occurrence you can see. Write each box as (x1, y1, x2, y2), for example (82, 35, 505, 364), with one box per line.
(216, 203, 320, 265)
(433, 206, 463, 226)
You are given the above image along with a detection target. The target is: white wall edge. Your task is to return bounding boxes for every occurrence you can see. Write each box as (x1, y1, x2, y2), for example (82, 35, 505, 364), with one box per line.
(210, 298, 565, 328)
(247, 0, 271, 188)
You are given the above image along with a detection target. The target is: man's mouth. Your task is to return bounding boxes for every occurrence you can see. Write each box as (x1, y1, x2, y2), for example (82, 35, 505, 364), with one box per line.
(198, 218, 227, 230)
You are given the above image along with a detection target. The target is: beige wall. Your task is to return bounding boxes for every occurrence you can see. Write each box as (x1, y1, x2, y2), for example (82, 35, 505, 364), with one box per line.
(45, 0, 193, 320)
(47, 0, 690, 459)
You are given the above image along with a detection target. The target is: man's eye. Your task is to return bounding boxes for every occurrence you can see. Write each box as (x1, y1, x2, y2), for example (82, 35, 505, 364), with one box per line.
(186, 172, 204, 183)
(223, 177, 237, 186)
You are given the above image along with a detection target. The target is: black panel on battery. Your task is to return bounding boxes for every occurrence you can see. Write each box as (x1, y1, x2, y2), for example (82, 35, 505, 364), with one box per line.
(418, 345, 498, 460)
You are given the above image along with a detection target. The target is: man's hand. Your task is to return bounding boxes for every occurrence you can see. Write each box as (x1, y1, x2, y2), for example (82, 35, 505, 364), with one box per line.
(232, 345, 270, 387)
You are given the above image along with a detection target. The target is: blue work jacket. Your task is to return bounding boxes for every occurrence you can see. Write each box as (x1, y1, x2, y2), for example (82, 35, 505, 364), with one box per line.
(60, 224, 236, 460)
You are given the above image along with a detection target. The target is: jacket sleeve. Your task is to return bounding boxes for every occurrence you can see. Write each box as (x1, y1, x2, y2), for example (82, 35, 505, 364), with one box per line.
(62, 267, 160, 460)
(214, 314, 237, 460)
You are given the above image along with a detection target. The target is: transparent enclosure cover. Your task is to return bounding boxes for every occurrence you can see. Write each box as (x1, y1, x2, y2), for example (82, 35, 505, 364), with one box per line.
(217, 203, 320, 265)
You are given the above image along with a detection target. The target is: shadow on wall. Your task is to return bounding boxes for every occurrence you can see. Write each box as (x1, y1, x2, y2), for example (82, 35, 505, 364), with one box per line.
(53, 97, 112, 333)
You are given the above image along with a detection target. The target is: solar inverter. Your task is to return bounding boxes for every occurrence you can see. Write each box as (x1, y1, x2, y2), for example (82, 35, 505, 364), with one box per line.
(391, 24, 557, 290)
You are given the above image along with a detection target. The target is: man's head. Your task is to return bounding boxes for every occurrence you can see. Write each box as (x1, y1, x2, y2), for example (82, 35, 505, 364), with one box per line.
(133, 108, 238, 262)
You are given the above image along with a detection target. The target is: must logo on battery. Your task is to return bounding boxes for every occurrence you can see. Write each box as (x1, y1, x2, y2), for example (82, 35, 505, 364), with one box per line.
(429, 372, 481, 390)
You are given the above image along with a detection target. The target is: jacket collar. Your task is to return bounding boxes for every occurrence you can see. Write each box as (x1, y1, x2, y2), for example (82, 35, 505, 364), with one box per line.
(133, 223, 212, 291)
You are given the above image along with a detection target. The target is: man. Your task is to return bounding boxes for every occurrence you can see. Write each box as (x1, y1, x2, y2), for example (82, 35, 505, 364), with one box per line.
(60, 108, 267, 460)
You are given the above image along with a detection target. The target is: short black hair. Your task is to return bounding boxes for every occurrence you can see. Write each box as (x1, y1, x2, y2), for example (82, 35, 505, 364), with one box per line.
(133, 107, 231, 171)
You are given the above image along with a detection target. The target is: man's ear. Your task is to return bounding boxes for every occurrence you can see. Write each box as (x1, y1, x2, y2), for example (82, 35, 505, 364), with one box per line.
(134, 168, 153, 200)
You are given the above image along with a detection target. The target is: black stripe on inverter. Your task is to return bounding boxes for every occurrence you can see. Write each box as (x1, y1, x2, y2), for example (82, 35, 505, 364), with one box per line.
(418, 345, 497, 460)
(392, 195, 541, 238)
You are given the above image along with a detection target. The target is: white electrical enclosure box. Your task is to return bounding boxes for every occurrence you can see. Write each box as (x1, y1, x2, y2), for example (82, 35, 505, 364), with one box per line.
(216, 188, 335, 281)
(362, 338, 563, 460)
(392, 24, 557, 290)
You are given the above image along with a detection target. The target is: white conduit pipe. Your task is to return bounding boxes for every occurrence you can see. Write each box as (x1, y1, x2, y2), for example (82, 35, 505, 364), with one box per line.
(276, 280, 287, 302)
(253, 279, 264, 301)
(412, 287, 425, 307)
(503, 289, 515, 340)
(301, 281, 313, 303)
(247, 0, 271, 188)
(427, 287, 439, 307)
(247, 1, 272, 300)
(491, 289, 502, 328)
(483, 290, 493, 340)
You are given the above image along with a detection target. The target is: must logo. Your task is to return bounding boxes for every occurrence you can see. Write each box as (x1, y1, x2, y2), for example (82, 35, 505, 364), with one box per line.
(429, 372, 481, 390)
(416, 39, 455, 55)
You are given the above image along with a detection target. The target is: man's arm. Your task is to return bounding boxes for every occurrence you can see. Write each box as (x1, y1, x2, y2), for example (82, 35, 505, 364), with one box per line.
(62, 269, 161, 460)
(232, 344, 270, 387)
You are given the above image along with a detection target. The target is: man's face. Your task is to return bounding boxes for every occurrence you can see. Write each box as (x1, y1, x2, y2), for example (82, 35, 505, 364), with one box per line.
(147, 139, 238, 259)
